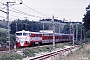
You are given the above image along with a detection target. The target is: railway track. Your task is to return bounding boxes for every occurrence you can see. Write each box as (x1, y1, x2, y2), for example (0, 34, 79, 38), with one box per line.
(0, 43, 79, 60)
(0, 44, 52, 56)
(0, 43, 74, 58)
(23, 46, 79, 60)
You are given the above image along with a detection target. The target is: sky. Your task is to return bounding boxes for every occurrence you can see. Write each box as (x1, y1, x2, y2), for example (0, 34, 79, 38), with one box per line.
(0, 0, 90, 22)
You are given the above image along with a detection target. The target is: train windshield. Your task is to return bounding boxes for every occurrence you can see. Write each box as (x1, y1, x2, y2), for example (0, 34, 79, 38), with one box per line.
(16, 33, 29, 36)
(16, 33, 22, 36)
(23, 33, 29, 36)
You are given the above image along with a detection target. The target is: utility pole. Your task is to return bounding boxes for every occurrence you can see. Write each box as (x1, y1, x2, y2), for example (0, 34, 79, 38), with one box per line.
(15, 20, 18, 32)
(69, 21, 71, 41)
(52, 15, 55, 49)
(76, 22, 78, 41)
(4, 0, 22, 53)
(70, 21, 71, 34)
(72, 25, 74, 46)
(5, 1, 16, 53)
(81, 28, 82, 44)
(43, 20, 44, 32)
(6, 2, 10, 53)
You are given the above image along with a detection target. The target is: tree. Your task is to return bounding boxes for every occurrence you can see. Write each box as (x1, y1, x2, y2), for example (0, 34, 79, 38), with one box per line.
(83, 4, 90, 30)
(10, 19, 49, 34)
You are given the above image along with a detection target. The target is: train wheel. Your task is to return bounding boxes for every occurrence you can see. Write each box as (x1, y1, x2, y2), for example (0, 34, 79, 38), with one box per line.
(31, 42, 35, 47)
(38, 42, 42, 46)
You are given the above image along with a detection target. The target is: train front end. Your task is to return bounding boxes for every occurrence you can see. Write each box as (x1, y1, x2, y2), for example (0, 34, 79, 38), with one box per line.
(16, 30, 31, 47)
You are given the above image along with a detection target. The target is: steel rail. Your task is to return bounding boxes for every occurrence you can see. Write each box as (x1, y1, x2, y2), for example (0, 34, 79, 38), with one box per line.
(29, 46, 78, 60)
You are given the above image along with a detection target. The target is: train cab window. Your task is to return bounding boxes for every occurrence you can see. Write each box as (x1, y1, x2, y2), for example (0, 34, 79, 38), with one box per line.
(23, 33, 29, 36)
(16, 33, 22, 36)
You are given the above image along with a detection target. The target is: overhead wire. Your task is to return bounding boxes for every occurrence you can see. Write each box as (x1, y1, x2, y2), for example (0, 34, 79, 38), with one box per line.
(23, 3, 48, 18)
(17, 0, 48, 18)
(0, 0, 49, 21)
(0, 7, 19, 21)
(0, 6, 41, 19)
(9, 7, 44, 18)
(0, 15, 6, 19)
(0, 7, 33, 20)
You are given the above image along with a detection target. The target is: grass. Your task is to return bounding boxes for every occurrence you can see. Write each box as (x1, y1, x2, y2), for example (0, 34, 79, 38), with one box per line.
(66, 43, 90, 60)
(23, 47, 52, 57)
(0, 53, 23, 60)
(23, 43, 72, 57)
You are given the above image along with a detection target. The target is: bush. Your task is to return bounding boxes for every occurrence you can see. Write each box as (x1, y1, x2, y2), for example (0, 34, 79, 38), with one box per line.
(23, 47, 52, 57)
(86, 30, 90, 38)
(23, 49, 35, 57)
(0, 28, 15, 46)
(0, 37, 6, 45)
(80, 38, 90, 44)
(0, 53, 23, 60)
(42, 47, 51, 52)
(10, 53, 23, 60)
(10, 34, 15, 46)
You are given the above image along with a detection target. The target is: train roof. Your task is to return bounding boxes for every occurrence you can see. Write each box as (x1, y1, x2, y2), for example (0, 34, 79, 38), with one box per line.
(16, 30, 30, 33)
(16, 30, 73, 35)
(16, 30, 41, 34)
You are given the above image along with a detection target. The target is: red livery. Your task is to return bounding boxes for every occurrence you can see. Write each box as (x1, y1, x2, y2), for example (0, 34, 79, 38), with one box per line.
(16, 30, 73, 47)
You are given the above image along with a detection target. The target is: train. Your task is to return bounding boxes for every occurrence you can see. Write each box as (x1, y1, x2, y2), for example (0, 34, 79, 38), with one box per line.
(16, 30, 73, 47)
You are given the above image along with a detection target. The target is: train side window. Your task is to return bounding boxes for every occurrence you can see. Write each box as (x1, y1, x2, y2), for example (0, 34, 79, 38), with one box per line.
(31, 34, 34, 37)
(38, 34, 42, 37)
(49, 34, 53, 36)
(38, 34, 40, 37)
(40, 34, 42, 37)
(34, 34, 38, 37)
(42, 34, 44, 36)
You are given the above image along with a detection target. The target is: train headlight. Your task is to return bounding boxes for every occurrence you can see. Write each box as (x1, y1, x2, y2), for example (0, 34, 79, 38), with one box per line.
(25, 37, 30, 42)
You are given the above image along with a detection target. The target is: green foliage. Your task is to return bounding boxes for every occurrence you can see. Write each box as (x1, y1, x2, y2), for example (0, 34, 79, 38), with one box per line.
(0, 54, 23, 60)
(38, 47, 51, 52)
(10, 54, 23, 60)
(86, 30, 90, 38)
(10, 19, 49, 34)
(23, 47, 52, 57)
(0, 37, 6, 44)
(23, 49, 35, 57)
(86, 49, 90, 59)
(83, 4, 90, 30)
(23, 43, 70, 57)
(0, 20, 7, 28)
(43, 47, 51, 52)
(63, 24, 70, 34)
(82, 38, 90, 43)
(86, 49, 90, 54)
(10, 34, 15, 46)
(0, 28, 6, 45)
(0, 28, 15, 46)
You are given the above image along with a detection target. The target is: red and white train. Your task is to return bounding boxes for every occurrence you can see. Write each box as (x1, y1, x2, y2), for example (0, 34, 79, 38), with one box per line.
(16, 30, 73, 47)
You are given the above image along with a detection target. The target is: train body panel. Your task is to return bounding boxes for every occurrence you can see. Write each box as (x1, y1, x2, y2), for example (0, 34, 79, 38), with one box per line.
(16, 30, 73, 47)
